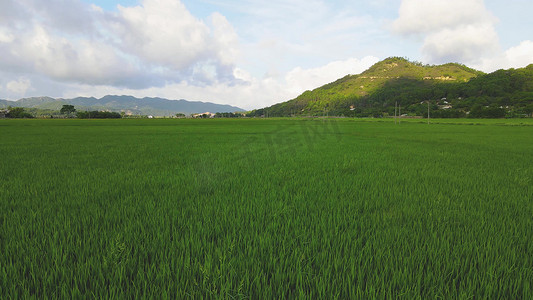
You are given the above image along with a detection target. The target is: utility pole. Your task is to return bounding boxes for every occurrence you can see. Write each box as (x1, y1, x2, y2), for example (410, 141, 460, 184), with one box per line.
(394, 101, 398, 125)
(428, 101, 430, 125)
(399, 103, 401, 124)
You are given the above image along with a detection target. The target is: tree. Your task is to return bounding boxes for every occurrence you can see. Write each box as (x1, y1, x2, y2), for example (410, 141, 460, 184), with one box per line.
(175, 113, 186, 118)
(76, 111, 121, 119)
(60, 105, 76, 116)
(6, 107, 33, 118)
(523, 103, 533, 117)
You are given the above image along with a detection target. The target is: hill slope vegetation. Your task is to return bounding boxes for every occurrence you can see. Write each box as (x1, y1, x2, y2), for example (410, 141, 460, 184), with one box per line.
(250, 57, 533, 118)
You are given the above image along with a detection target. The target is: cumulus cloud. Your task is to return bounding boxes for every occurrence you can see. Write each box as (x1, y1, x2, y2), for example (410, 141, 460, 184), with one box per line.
(475, 40, 533, 72)
(0, 28, 14, 43)
(285, 56, 380, 95)
(114, 1, 209, 69)
(0, 24, 144, 86)
(209, 13, 240, 66)
(421, 24, 499, 64)
(393, 0, 496, 35)
(6, 78, 32, 95)
(503, 40, 533, 69)
(0, 0, 240, 89)
(107, 0, 240, 84)
(392, 0, 499, 64)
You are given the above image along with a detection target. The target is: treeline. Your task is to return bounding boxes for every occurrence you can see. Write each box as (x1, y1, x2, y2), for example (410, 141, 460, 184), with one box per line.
(1, 105, 250, 119)
(1, 107, 34, 118)
(76, 111, 122, 119)
(214, 112, 245, 118)
(1, 105, 124, 119)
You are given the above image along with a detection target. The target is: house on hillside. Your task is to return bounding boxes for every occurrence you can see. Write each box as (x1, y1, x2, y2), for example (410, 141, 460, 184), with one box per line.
(0, 109, 9, 118)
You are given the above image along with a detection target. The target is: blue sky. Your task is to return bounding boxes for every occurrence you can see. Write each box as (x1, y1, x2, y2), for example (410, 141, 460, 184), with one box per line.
(82, 0, 139, 11)
(1, 0, 532, 109)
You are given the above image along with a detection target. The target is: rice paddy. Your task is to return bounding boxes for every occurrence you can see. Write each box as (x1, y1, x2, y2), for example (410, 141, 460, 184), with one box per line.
(1, 118, 532, 298)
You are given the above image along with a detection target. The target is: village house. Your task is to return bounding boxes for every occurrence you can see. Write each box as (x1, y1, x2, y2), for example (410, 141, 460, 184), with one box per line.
(192, 112, 216, 118)
(0, 109, 9, 118)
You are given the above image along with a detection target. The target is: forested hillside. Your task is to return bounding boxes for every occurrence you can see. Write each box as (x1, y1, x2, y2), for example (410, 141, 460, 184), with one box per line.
(249, 57, 533, 118)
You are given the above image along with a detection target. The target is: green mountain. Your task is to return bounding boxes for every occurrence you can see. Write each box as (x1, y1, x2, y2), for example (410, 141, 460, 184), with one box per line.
(250, 57, 533, 118)
(0, 95, 244, 116)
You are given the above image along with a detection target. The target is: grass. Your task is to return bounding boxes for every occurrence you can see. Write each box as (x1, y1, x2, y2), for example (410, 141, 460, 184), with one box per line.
(1, 118, 532, 298)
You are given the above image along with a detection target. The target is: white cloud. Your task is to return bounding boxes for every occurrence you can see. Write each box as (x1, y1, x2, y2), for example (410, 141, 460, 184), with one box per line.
(108, 0, 240, 84)
(6, 78, 32, 96)
(392, 0, 499, 64)
(0, 23, 143, 86)
(392, 0, 533, 72)
(421, 24, 499, 64)
(0, 28, 14, 43)
(209, 12, 239, 66)
(0, 0, 240, 90)
(504, 40, 533, 69)
(285, 56, 380, 95)
(114, 0, 211, 69)
(475, 40, 533, 72)
(393, 0, 496, 35)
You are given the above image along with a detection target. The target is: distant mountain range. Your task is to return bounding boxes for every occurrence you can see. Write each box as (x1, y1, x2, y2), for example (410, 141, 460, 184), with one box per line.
(0, 95, 245, 116)
(249, 57, 533, 118)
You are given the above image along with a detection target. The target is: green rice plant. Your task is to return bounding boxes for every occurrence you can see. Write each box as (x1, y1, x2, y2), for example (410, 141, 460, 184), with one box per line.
(0, 118, 532, 298)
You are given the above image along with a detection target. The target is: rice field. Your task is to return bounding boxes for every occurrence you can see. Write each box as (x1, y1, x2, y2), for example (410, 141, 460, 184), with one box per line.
(1, 118, 532, 298)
